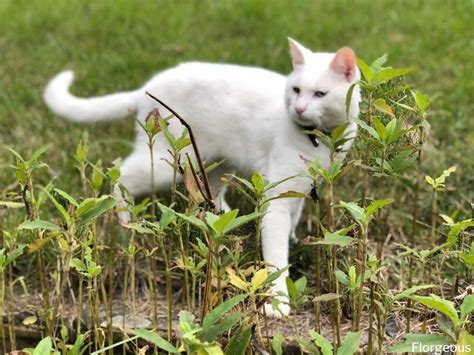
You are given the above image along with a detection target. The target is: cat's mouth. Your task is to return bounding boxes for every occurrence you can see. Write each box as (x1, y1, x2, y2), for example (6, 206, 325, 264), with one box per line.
(292, 114, 326, 130)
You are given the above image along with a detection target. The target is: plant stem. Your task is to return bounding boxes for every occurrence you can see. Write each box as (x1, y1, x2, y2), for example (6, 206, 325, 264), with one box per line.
(0, 269, 5, 354)
(148, 138, 156, 219)
(160, 235, 173, 342)
(430, 189, 437, 247)
(367, 281, 375, 354)
(201, 234, 213, 322)
(314, 202, 321, 332)
(355, 225, 368, 331)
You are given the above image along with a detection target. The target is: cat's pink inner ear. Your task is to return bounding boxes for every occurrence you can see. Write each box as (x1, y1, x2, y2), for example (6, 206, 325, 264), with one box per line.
(330, 47, 356, 81)
(288, 38, 306, 66)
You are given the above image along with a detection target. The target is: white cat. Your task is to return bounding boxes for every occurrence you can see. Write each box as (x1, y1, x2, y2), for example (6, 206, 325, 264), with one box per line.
(44, 38, 360, 317)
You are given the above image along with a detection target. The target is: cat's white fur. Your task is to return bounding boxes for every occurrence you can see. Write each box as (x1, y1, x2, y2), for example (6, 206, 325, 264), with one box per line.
(44, 38, 360, 317)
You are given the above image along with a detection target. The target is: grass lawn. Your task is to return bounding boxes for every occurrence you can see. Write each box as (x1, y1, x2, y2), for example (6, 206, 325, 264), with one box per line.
(1, 0, 472, 189)
(0, 0, 473, 352)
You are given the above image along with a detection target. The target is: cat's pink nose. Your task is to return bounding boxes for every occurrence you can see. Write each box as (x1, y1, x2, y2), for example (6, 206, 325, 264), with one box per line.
(295, 106, 306, 115)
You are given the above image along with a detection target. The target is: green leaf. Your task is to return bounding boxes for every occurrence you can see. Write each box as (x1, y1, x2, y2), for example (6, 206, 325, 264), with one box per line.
(91, 336, 140, 355)
(213, 209, 239, 236)
(0, 201, 24, 208)
(393, 284, 435, 301)
(43, 189, 71, 225)
(203, 294, 247, 329)
(227, 269, 248, 291)
(18, 219, 60, 231)
(8, 147, 24, 161)
(107, 166, 121, 182)
(353, 118, 380, 141)
(370, 54, 387, 74)
(28, 146, 49, 164)
(74, 134, 89, 162)
(459, 253, 474, 266)
(33, 336, 52, 355)
(227, 174, 255, 191)
(345, 83, 357, 117)
(263, 266, 289, 286)
(435, 166, 457, 186)
(226, 326, 252, 355)
(175, 137, 191, 151)
(70, 258, 87, 272)
(337, 331, 362, 355)
(425, 175, 436, 187)
(251, 268, 268, 290)
(53, 188, 78, 207)
(356, 58, 373, 83)
(134, 328, 179, 353)
(411, 294, 459, 327)
(271, 331, 284, 355)
(91, 161, 104, 190)
(460, 294, 474, 320)
(313, 293, 341, 302)
(294, 276, 307, 295)
(375, 67, 411, 83)
(373, 99, 394, 118)
(123, 223, 155, 235)
(76, 196, 116, 227)
(411, 90, 431, 113)
(22, 315, 38, 326)
(286, 277, 298, 301)
(223, 211, 263, 235)
(365, 199, 393, 220)
(202, 312, 242, 342)
(159, 203, 208, 233)
(309, 330, 333, 355)
(70, 334, 86, 355)
(437, 314, 456, 342)
(274, 191, 306, 199)
(331, 123, 350, 142)
(314, 234, 354, 247)
(340, 201, 365, 223)
(159, 117, 176, 146)
(388, 333, 448, 352)
(251, 173, 265, 193)
(371, 117, 388, 143)
(335, 270, 349, 286)
(74, 198, 96, 218)
(447, 219, 474, 246)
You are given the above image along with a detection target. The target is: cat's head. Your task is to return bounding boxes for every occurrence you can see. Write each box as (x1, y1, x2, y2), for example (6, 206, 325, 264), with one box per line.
(285, 38, 360, 132)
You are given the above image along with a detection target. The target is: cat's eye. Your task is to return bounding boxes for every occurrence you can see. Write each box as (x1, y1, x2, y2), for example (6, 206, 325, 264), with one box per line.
(314, 91, 327, 98)
(292, 87, 300, 94)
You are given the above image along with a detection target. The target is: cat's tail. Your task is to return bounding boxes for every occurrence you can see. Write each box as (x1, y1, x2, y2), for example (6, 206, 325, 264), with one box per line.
(43, 70, 140, 123)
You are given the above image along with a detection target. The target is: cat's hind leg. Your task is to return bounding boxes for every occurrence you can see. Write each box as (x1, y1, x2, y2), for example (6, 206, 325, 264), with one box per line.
(207, 163, 234, 213)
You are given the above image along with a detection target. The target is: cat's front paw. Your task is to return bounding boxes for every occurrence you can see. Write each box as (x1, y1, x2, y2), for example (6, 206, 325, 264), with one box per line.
(117, 210, 131, 226)
(263, 300, 290, 318)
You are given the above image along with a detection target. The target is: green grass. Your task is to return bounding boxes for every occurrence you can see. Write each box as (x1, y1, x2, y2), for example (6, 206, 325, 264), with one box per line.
(0, 0, 472, 194)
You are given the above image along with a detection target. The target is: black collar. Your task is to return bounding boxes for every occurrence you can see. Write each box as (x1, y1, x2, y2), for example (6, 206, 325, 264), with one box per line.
(294, 122, 331, 147)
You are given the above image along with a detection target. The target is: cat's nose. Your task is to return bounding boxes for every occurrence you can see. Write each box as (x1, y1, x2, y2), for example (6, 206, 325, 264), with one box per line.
(295, 106, 306, 115)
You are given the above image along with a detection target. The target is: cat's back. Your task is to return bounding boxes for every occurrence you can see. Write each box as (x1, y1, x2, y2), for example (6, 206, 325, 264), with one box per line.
(144, 62, 286, 103)
(171, 62, 284, 85)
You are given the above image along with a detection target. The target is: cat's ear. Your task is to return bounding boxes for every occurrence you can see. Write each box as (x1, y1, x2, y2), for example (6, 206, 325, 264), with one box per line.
(288, 38, 309, 67)
(330, 47, 356, 81)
